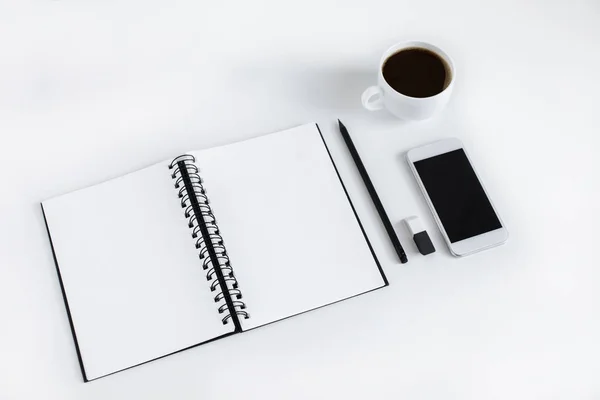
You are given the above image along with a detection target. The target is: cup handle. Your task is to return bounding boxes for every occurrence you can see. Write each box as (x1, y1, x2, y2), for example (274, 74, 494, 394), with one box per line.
(361, 86, 384, 111)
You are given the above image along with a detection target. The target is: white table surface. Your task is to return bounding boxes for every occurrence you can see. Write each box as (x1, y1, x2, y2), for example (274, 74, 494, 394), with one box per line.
(1, 0, 600, 398)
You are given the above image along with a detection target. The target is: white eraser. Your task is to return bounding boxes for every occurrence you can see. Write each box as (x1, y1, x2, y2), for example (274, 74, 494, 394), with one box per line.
(403, 215, 436, 255)
(404, 215, 425, 236)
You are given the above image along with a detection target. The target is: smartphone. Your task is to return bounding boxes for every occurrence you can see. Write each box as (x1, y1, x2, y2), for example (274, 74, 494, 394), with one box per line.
(406, 138, 508, 256)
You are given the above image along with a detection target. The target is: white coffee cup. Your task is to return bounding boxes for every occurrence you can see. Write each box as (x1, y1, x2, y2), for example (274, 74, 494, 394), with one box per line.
(361, 41, 455, 120)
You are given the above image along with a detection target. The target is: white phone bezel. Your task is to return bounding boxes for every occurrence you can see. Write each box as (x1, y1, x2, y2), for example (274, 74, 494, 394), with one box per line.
(406, 138, 508, 257)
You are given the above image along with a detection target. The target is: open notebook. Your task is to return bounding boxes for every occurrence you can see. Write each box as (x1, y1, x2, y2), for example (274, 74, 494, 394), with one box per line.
(42, 123, 388, 381)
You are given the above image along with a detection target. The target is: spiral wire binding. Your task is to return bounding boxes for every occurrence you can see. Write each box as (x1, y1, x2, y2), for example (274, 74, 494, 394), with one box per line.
(169, 155, 249, 325)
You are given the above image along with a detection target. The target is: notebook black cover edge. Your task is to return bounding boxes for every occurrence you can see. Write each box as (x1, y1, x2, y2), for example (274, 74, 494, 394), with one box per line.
(243, 283, 387, 333)
(314, 122, 389, 286)
(84, 331, 237, 382)
(41, 203, 89, 382)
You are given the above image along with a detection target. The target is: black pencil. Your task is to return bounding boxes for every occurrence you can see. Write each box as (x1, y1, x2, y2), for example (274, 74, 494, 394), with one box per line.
(337, 120, 408, 264)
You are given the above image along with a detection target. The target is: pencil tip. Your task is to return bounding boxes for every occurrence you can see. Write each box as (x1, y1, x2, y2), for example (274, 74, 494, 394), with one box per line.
(337, 119, 343, 127)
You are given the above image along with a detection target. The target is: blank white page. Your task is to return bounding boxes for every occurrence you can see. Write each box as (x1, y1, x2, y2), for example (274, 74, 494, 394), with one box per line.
(193, 124, 387, 330)
(42, 161, 234, 381)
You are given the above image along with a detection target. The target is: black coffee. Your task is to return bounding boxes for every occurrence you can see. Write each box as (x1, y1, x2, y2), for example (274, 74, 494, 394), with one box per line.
(382, 47, 450, 98)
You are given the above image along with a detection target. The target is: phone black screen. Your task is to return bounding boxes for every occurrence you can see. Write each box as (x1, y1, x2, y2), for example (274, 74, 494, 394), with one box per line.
(413, 149, 502, 243)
